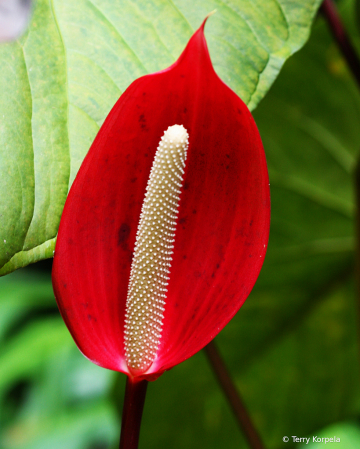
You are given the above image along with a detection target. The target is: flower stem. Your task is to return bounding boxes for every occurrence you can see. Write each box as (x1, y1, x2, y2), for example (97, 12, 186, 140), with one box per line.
(119, 377, 148, 449)
(320, 0, 360, 89)
(204, 340, 265, 449)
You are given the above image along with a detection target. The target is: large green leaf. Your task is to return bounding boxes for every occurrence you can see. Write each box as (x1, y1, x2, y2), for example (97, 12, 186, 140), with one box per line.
(0, 0, 322, 275)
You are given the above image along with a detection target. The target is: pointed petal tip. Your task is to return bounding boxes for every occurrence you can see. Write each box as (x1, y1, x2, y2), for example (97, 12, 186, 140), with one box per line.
(155, 13, 216, 78)
(201, 10, 217, 31)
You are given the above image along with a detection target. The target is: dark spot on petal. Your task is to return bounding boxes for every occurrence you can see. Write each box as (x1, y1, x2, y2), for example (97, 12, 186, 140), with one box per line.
(183, 255, 187, 260)
(183, 181, 190, 190)
(183, 107, 187, 114)
(118, 223, 131, 245)
(194, 271, 202, 278)
(63, 283, 67, 289)
(87, 314, 97, 322)
(192, 209, 197, 214)
(139, 114, 147, 129)
(250, 220, 253, 226)
(226, 154, 230, 158)
(216, 264, 220, 269)
(131, 177, 137, 183)
(178, 217, 187, 224)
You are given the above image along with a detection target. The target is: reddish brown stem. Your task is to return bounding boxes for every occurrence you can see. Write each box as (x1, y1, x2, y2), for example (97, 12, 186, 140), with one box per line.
(204, 340, 265, 449)
(320, 0, 360, 88)
(119, 377, 148, 449)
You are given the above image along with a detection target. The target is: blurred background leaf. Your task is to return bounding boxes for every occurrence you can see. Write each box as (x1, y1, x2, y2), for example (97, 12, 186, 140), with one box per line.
(2, 1, 360, 449)
(0, 270, 117, 449)
(0, 0, 322, 275)
(299, 421, 360, 447)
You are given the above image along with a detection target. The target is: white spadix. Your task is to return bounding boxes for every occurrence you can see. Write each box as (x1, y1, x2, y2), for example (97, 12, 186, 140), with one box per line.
(124, 125, 189, 372)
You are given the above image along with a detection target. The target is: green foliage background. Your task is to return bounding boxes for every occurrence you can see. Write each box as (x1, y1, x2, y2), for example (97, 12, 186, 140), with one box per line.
(2, 0, 360, 448)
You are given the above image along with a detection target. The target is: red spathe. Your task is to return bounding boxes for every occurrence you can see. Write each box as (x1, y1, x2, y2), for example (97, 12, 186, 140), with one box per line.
(52, 18, 270, 381)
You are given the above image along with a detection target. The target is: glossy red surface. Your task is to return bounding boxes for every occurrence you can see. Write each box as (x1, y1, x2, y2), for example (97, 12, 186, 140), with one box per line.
(52, 18, 270, 380)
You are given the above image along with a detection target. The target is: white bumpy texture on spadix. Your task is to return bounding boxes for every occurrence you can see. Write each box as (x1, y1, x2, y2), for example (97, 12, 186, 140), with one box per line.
(124, 125, 189, 372)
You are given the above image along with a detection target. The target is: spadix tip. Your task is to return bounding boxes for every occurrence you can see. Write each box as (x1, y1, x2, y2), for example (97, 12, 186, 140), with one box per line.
(163, 124, 189, 146)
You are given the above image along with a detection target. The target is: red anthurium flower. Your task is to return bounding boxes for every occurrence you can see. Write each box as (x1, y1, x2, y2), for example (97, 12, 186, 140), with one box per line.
(52, 17, 270, 382)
